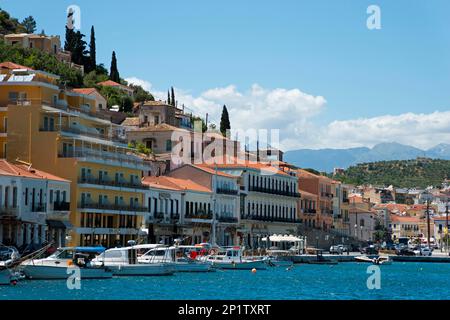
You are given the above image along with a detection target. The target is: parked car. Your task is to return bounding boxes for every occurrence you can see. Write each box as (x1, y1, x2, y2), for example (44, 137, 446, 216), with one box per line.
(338, 245, 350, 253)
(360, 245, 378, 255)
(396, 247, 415, 256)
(329, 245, 343, 255)
(420, 247, 432, 256)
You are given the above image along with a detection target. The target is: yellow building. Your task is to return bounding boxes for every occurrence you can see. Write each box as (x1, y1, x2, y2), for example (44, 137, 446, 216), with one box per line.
(0, 66, 151, 247)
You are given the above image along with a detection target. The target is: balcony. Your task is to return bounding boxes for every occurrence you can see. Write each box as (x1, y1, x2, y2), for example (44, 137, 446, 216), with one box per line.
(240, 214, 301, 224)
(0, 207, 18, 217)
(302, 208, 317, 214)
(59, 147, 150, 170)
(321, 192, 334, 198)
(216, 188, 239, 195)
(33, 204, 46, 212)
(185, 210, 213, 220)
(78, 177, 148, 190)
(248, 186, 300, 198)
(53, 201, 70, 211)
(78, 202, 148, 213)
(217, 216, 238, 223)
(9, 98, 112, 122)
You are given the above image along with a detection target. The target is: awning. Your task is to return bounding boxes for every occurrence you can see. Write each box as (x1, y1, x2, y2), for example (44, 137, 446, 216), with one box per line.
(46, 219, 73, 229)
(261, 234, 303, 242)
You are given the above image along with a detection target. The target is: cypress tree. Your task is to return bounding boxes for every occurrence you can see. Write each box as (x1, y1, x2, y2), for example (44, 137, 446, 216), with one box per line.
(220, 105, 231, 137)
(89, 25, 96, 72)
(110, 51, 120, 83)
(167, 90, 171, 105)
(170, 87, 175, 107)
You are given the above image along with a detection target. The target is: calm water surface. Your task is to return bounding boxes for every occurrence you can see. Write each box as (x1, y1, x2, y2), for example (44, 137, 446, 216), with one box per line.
(1, 262, 450, 300)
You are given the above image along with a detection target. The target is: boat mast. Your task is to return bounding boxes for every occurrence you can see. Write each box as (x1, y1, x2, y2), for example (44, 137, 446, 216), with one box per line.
(211, 163, 218, 246)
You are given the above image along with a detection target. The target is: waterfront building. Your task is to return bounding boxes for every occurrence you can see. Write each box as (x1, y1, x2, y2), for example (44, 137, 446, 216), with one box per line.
(72, 88, 107, 111)
(168, 164, 240, 246)
(0, 159, 70, 248)
(0, 67, 151, 247)
(296, 169, 334, 231)
(298, 189, 318, 228)
(389, 214, 423, 241)
(202, 158, 300, 248)
(142, 174, 215, 245)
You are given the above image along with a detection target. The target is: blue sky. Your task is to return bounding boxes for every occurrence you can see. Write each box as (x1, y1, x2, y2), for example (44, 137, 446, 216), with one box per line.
(2, 0, 450, 150)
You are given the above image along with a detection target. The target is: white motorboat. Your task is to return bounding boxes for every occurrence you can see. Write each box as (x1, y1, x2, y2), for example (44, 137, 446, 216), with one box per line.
(201, 247, 267, 270)
(91, 245, 174, 276)
(138, 245, 213, 272)
(355, 255, 392, 265)
(21, 247, 113, 280)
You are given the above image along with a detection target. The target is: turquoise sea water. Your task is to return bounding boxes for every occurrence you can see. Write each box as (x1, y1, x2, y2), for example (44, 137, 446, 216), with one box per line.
(1, 262, 450, 300)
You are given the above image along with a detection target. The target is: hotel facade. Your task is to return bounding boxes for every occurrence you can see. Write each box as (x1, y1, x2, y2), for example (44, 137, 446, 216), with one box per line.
(0, 66, 151, 247)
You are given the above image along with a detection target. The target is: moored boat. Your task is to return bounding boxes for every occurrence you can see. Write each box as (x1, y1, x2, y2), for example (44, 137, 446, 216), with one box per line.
(138, 245, 213, 272)
(201, 246, 267, 270)
(91, 245, 174, 276)
(20, 247, 113, 280)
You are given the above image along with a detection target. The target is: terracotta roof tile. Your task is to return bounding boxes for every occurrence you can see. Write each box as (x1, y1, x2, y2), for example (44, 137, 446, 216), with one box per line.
(142, 176, 211, 193)
(0, 160, 69, 182)
(121, 117, 140, 127)
(72, 88, 97, 95)
(0, 61, 34, 70)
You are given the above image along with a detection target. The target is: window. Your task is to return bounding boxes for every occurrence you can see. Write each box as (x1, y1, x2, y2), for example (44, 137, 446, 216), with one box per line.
(43, 117, 49, 131)
(12, 187, 17, 208)
(25, 187, 29, 205)
(166, 140, 172, 152)
(8, 92, 18, 102)
(154, 115, 159, 124)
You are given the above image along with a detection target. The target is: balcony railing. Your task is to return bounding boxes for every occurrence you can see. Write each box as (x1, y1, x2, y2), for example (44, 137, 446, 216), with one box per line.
(59, 147, 149, 169)
(217, 216, 238, 223)
(241, 214, 301, 224)
(302, 208, 317, 214)
(78, 177, 148, 190)
(33, 204, 46, 212)
(248, 186, 300, 198)
(9, 98, 113, 121)
(185, 211, 213, 220)
(58, 125, 127, 144)
(0, 207, 18, 216)
(78, 202, 148, 212)
(53, 201, 70, 211)
(216, 188, 239, 195)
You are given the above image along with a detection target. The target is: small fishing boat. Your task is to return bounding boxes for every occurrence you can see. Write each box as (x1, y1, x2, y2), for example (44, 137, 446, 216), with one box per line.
(91, 245, 174, 276)
(355, 255, 392, 265)
(307, 249, 338, 265)
(21, 247, 113, 280)
(138, 245, 213, 272)
(201, 246, 267, 270)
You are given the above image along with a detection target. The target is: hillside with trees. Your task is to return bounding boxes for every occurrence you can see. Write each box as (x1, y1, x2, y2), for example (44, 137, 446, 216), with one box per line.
(0, 8, 155, 113)
(333, 158, 450, 188)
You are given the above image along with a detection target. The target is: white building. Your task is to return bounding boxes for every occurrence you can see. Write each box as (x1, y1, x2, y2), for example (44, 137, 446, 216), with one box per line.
(204, 159, 300, 249)
(0, 160, 70, 248)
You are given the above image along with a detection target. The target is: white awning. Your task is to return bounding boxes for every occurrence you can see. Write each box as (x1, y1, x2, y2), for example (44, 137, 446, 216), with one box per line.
(261, 234, 303, 242)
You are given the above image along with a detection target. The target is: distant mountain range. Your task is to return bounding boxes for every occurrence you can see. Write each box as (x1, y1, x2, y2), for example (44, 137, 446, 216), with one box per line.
(284, 142, 450, 172)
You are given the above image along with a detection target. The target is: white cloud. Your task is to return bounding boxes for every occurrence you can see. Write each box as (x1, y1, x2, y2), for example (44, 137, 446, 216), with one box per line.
(124, 77, 153, 92)
(124, 76, 450, 151)
(316, 111, 450, 150)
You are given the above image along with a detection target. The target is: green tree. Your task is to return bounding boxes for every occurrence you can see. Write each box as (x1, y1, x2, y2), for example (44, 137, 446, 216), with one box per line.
(130, 84, 154, 102)
(109, 51, 120, 82)
(128, 141, 151, 156)
(0, 8, 26, 33)
(170, 86, 176, 107)
(220, 104, 231, 136)
(21, 16, 36, 33)
(88, 25, 96, 73)
(167, 90, 170, 105)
